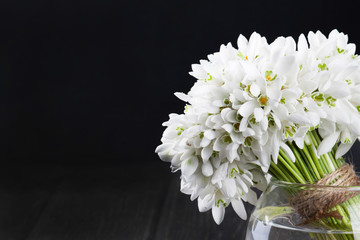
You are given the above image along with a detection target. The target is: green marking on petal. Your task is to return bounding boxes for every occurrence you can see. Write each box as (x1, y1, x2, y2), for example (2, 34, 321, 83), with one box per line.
(212, 151, 219, 158)
(280, 98, 286, 104)
(312, 92, 324, 103)
(205, 73, 213, 82)
(233, 123, 240, 132)
(268, 115, 275, 127)
(283, 125, 296, 138)
(265, 70, 276, 81)
(337, 47, 345, 54)
(223, 98, 231, 106)
(346, 79, 352, 85)
(184, 105, 191, 113)
(326, 96, 336, 107)
(230, 168, 239, 178)
(300, 92, 305, 99)
(199, 132, 204, 139)
(356, 106, 360, 112)
(249, 114, 256, 124)
(318, 63, 328, 71)
(344, 138, 351, 143)
(244, 137, 253, 146)
(176, 126, 184, 135)
(265, 70, 272, 77)
(240, 82, 246, 90)
(215, 199, 226, 207)
(222, 134, 232, 144)
(236, 114, 242, 122)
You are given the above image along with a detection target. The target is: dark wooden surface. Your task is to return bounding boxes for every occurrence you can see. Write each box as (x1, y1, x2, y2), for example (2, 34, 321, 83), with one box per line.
(0, 162, 251, 240)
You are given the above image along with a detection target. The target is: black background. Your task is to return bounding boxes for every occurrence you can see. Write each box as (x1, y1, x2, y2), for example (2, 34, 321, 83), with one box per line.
(1, 0, 360, 239)
(1, 0, 360, 165)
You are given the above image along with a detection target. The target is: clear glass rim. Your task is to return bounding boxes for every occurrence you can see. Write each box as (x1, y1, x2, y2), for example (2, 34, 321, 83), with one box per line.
(271, 177, 360, 190)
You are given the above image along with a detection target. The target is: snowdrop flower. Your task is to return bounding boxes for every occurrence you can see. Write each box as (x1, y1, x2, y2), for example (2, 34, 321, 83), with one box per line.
(156, 30, 360, 224)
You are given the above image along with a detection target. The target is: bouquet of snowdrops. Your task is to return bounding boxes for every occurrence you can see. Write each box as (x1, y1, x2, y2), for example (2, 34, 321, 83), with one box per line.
(155, 30, 360, 235)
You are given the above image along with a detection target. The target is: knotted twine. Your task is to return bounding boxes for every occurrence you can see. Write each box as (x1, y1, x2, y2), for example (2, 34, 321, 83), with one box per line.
(289, 164, 360, 226)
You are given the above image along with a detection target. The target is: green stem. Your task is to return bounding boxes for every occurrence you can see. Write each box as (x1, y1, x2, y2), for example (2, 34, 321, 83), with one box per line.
(302, 143, 322, 179)
(268, 129, 360, 240)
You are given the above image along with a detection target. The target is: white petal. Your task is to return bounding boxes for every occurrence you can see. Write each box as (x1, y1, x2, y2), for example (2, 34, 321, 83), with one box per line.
(222, 178, 237, 198)
(204, 130, 217, 140)
(244, 189, 258, 205)
(325, 81, 350, 99)
(202, 160, 214, 176)
(201, 146, 213, 162)
(211, 162, 228, 185)
(239, 101, 256, 118)
(319, 120, 336, 135)
(271, 132, 280, 164)
(155, 143, 169, 154)
(189, 64, 207, 79)
(183, 125, 201, 138)
(250, 83, 261, 97)
(226, 143, 239, 163)
(241, 60, 261, 79)
(317, 131, 340, 156)
(288, 113, 311, 124)
(222, 123, 233, 133)
(340, 127, 352, 143)
(297, 33, 308, 52)
(272, 114, 281, 129)
(334, 65, 358, 83)
(213, 137, 226, 151)
(200, 137, 211, 148)
(174, 92, 191, 102)
(239, 116, 249, 132)
(198, 194, 215, 212)
(335, 142, 354, 159)
(254, 108, 264, 122)
(280, 142, 295, 162)
(157, 152, 173, 163)
(274, 55, 298, 85)
(299, 80, 318, 94)
(212, 205, 225, 225)
(260, 150, 270, 172)
(235, 177, 249, 193)
(349, 122, 360, 136)
(237, 34, 248, 51)
(181, 156, 199, 176)
(294, 137, 305, 149)
(231, 200, 247, 220)
(307, 112, 320, 127)
(211, 156, 221, 169)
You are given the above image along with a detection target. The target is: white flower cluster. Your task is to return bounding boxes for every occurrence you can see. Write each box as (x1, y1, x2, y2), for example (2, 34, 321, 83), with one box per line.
(156, 30, 360, 224)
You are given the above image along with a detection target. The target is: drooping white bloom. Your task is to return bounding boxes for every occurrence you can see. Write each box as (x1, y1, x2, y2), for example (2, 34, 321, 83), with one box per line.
(156, 30, 360, 224)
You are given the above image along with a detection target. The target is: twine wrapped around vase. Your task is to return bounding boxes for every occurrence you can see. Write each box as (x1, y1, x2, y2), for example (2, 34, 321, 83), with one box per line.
(289, 164, 360, 226)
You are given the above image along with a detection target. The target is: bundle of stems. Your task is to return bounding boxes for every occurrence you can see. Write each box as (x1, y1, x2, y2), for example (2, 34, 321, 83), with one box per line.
(269, 129, 360, 240)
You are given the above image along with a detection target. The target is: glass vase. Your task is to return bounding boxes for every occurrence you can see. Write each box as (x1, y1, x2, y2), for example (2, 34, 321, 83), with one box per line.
(246, 178, 360, 240)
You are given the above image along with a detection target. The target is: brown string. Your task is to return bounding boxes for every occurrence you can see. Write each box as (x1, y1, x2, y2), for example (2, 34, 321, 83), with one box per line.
(289, 164, 360, 226)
